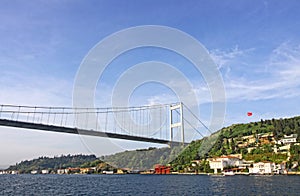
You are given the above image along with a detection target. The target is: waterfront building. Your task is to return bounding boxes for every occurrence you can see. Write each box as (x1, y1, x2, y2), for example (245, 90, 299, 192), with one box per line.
(57, 169, 65, 174)
(102, 170, 114, 174)
(249, 162, 275, 174)
(154, 164, 171, 174)
(68, 168, 80, 174)
(41, 169, 49, 174)
(208, 155, 243, 174)
(0, 171, 8, 174)
(117, 169, 128, 174)
(31, 170, 38, 174)
(80, 168, 95, 174)
(11, 170, 19, 174)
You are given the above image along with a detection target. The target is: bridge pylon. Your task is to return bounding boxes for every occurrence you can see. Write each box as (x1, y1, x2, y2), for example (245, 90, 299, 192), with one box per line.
(169, 102, 185, 146)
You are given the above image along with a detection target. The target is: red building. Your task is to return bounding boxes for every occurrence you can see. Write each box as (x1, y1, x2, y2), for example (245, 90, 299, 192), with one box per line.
(154, 164, 171, 174)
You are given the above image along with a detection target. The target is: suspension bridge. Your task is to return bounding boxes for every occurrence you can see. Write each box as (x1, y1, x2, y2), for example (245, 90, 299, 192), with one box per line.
(0, 102, 210, 146)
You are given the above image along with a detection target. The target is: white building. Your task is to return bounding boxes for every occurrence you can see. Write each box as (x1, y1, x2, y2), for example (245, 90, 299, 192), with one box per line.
(41, 169, 49, 174)
(208, 155, 243, 173)
(274, 163, 286, 174)
(57, 169, 69, 174)
(56, 169, 65, 174)
(249, 162, 275, 174)
(277, 134, 297, 145)
(57, 169, 64, 174)
(102, 171, 114, 174)
(0, 170, 9, 174)
(11, 170, 19, 175)
(31, 170, 38, 174)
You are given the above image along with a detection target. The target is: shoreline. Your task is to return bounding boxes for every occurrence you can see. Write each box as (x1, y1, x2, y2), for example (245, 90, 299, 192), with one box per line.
(1, 172, 300, 176)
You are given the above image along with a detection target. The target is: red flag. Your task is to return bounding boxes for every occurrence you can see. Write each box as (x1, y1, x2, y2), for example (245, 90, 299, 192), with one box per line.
(247, 112, 253, 116)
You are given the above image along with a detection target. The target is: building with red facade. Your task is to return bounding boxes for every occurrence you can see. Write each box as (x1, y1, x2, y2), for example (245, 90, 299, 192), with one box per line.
(154, 164, 171, 174)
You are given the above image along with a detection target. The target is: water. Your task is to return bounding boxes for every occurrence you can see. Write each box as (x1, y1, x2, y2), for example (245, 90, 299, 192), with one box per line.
(0, 174, 300, 195)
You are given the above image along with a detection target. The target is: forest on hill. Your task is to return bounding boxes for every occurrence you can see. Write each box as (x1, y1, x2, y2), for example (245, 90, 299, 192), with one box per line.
(7, 154, 98, 173)
(102, 146, 183, 170)
(209, 116, 300, 156)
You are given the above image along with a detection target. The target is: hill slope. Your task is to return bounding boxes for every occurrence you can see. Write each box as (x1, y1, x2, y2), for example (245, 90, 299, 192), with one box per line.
(7, 154, 98, 173)
(103, 116, 300, 170)
(170, 115, 300, 170)
(103, 146, 183, 170)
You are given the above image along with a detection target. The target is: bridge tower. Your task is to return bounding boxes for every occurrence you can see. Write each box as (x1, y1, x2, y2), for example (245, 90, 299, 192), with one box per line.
(169, 102, 185, 145)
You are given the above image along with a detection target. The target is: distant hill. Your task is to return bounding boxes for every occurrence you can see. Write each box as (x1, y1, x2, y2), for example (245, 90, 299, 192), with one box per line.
(7, 154, 98, 173)
(102, 146, 183, 170)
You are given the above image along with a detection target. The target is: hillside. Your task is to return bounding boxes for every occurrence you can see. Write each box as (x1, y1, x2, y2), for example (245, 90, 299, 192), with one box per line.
(209, 116, 300, 157)
(7, 154, 98, 173)
(170, 115, 300, 171)
(101, 116, 300, 171)
(102, 146, 183, 170)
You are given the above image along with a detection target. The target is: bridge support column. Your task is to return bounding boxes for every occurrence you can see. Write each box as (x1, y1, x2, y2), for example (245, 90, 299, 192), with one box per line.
(169, 102, 185, 146)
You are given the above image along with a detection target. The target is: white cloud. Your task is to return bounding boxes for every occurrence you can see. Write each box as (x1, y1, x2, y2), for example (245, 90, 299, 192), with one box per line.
(146, 94, 179, 106)
(0, 72, 72, 106)
(270, 42, 300, 80)
(212, 42, 300, 102)
(210, 45, 254, 70)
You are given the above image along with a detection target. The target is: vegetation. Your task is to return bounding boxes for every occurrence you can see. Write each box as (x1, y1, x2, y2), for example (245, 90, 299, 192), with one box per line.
(170, 116, 300, 171)
(170, 140, 203, 171)
(7, 154, 97, 173)
(103, 146, 183, 170)
(102, 132, 220, 172)
(209, 116, 300, 157)
(244, 153, 287, 164)
(6, 116, 300, 173)
(289, 144, 300, 171)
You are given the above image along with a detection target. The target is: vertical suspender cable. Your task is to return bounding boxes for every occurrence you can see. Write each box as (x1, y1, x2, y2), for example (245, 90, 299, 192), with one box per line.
(60, 108, 64, 126)
(105, 108, 108, 131)
(139, 109, 141, 136)
(41, 112, 44, 124)
(113, 110, 116, 133)
(27, 112, 30, 122)
(47, 107, 51, 124)
(122, 110, 125, 133)
(11, 112, 15, 121)
(0, 105, 2, 118)
(16, 106, 20, 121)
(96, 108, 99, 131)
(53, 112, 56, 125)
(73, 108, 76, 127)
(33, 107, 37, 123)
(159, 106, 162, 139)
(64, 110, 68, 126)
(85, 108, 88, 129)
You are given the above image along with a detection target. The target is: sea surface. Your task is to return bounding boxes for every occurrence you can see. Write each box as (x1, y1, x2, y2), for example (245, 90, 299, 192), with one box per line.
(0, 174, 300, 195)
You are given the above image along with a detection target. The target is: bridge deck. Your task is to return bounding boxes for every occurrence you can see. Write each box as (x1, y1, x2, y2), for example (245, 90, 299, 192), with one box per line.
(0, 119, 188, 146)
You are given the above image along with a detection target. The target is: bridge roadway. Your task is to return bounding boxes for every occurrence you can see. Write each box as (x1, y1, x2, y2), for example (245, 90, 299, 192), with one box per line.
(0, 119, 188, 146)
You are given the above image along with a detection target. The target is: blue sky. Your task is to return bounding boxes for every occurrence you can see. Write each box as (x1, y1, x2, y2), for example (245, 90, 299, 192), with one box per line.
(1, 0, 300, 167)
